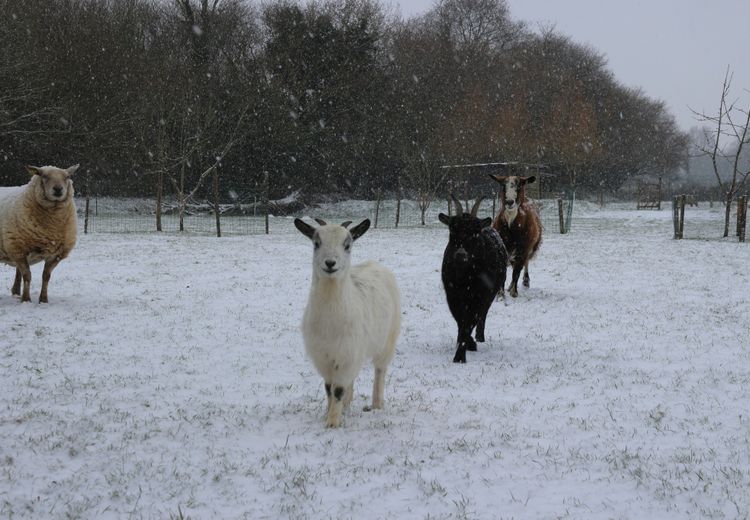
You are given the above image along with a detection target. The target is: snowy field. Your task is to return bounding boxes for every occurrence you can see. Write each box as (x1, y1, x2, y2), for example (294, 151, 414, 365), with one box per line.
(1, 205, 749, 519)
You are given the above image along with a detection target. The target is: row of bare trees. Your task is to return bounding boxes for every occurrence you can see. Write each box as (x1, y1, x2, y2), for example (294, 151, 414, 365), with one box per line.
(1, 0, 689, 209)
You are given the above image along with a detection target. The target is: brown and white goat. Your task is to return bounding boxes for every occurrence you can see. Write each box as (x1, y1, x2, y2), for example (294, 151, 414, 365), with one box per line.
(489, 174, 542, 298)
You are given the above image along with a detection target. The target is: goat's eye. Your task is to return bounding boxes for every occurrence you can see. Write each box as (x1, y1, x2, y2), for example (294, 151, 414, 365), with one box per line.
(314, 241, 320, 249)
(344, 243, 351, 252)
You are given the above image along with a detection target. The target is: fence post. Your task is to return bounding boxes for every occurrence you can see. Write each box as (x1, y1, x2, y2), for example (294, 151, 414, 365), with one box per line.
(374, 188, 381, 229)
(672, 195, 679, 239)
(679, 194, 686, 239)
(395, 186, 401, 228)
(84, 172, 90, 234)
(264, 171, 269, 235)
(557, 198, 565, 234)
(212, 169, 221, 237)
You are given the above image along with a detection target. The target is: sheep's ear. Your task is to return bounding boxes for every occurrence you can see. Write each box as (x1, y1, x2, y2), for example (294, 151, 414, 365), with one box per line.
(480, 217, 493, 228)
(349, 219, 370, 241)
(66, 164, 80, 177)
(438, 213, 451, 226)
(294, 218, 316, 240)
(26, 165, 42, 176)
(522, 175, 536, 185)
(340, 221, 352, 228)
(314, 218, 327, 226)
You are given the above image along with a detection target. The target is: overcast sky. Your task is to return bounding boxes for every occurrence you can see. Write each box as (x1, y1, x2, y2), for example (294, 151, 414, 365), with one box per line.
(396, 0, 750, 133)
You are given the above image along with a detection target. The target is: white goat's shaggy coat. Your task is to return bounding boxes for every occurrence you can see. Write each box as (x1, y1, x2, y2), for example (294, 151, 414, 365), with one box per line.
(295, 219, 400, 428)
(0, 165, 78, 302)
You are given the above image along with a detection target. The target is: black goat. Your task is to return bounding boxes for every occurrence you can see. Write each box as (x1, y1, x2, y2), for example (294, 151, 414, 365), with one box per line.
(439, 196, 508, 363)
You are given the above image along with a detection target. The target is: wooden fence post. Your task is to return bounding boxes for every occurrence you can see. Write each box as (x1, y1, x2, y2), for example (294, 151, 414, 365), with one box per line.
(678, 194, 686, 239)
(212, 169, 221, 238)
(373, 188, 381, 229)
(557, 198, 565, 234)
(264, 171, 269, 235)
(84, 172, 90, 234)
(672, 195, 679, 239)
(395, 186, 401, 228)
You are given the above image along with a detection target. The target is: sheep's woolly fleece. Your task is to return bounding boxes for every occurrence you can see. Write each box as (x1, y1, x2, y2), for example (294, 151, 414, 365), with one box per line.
(1, 202, 750, 519)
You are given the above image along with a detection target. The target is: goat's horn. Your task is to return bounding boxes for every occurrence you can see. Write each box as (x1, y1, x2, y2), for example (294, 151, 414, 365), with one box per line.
(340, 221, 352, 228)
(314, 218, 327, 226)
(470, 196, 484, 217)
(450, 193, 463, 215)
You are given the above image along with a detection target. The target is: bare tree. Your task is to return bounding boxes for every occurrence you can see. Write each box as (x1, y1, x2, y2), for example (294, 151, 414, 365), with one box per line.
(692, 67, 750, 237)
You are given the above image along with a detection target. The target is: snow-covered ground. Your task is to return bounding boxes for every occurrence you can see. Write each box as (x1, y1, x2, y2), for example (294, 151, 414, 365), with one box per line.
(1, 205, 749, 519)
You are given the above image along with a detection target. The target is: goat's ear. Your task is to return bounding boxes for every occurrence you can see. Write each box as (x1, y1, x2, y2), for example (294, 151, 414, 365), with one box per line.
(26, 165, 41, 176)
(349, 219, 370, 241)
(438, 213, 451, 226)
(522, 176, 536, 185)
(294, 218, 316, 240)
(314, 218, 327, 226)
(66, 164, 80, 177)
(480, 217, 493, 228)
(340, 221, 352, 228)
(488, 174, 506, 184)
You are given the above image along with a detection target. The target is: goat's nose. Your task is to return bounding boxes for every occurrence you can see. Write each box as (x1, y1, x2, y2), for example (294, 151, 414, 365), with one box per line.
(505, 199, 514, 206)
(325, 260, 336, 269)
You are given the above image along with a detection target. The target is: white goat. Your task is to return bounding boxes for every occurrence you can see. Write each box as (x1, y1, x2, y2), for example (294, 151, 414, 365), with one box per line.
(0, 164, 78, 303)
(294, 217, 400, 428)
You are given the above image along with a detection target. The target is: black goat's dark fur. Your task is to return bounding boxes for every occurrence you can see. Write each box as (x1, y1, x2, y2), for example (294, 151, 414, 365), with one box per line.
(439, 198, 508, 363)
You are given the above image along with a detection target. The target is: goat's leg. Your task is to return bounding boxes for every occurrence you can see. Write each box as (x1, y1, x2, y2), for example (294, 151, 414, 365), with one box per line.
(39, 258, 60, 303)
(343, 382, 354, 409)
(453, 327, 472, 363)
(16, 259, 32, 302)
(475, 314, 486, 343)
(368, 368, 386, 410)
(12, 268, 21, 296)
(523, 263, 530, 288)
(509, 262, 523, 298)
(326, 384, 346, 428)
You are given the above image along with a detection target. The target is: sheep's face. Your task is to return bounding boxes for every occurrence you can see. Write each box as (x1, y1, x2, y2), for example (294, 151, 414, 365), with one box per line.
(489, 175, 535, 210)
(28, 165, 79, 203)
(294, 218, 371, 280)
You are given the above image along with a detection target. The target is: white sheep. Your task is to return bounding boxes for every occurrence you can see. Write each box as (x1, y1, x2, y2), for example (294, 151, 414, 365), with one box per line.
(0, 164, 78, 303)
(294, 217, 400, 428)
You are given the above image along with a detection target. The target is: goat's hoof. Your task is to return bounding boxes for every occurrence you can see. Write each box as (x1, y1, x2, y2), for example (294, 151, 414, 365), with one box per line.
(510, 290, 518, 298)
(363, 405, 372, 412)
(39, 297, 48, 304)
(452, 354, 466, 363)
(523, 280, 530, 288)
(325, 419, 341, 428)
(475, 333, 485, 343)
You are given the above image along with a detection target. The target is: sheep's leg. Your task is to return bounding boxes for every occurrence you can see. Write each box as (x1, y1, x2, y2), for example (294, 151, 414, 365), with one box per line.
(39, 258, 60, 303)
(509, 262, 523, 298)
(325, 385, 346, 428)
(16, 259, 32, 303)
(11, 268, 21, 296)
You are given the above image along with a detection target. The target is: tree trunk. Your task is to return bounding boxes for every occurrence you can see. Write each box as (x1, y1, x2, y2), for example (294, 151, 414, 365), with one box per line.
(724, 191, 732, 237)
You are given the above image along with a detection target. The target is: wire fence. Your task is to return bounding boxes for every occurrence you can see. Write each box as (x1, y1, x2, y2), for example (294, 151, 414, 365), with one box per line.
(79, 193, 575, 236)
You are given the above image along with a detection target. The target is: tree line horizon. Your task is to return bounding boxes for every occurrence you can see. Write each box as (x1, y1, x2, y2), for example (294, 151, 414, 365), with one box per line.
(0, 0, 691, 203)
